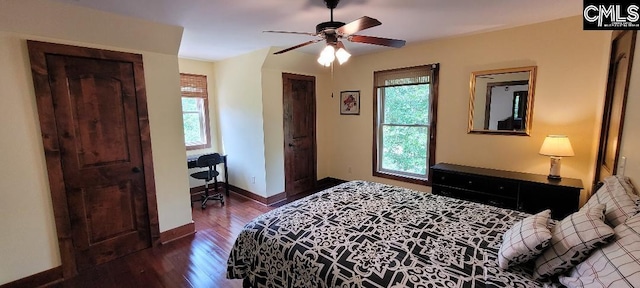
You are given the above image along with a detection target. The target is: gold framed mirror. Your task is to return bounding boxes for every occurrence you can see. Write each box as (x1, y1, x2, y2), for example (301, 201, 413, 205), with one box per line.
(468, 66, 537, 135)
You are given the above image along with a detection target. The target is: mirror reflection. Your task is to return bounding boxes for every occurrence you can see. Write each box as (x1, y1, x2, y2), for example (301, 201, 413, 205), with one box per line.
(468, 66, 536, 135)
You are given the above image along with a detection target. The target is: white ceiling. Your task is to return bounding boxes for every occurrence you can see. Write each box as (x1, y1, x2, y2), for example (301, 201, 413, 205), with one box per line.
(52, 0, 582, 61)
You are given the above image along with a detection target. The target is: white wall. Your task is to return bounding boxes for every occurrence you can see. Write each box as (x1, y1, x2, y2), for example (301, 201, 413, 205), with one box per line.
(488, 84, 528, 129)
(619, 35, 640, 186)
(213, 49, 270, 197)
(212, 48, 332, 198)
(0, 0, 192, 284)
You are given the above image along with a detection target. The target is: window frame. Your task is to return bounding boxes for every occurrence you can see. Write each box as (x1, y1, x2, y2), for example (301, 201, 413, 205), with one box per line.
(372, 64, 439, 185)
(180, 73, 211, 151)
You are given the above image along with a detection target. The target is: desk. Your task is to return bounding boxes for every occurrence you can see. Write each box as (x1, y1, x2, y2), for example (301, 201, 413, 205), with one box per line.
(187, 154, 229, 196)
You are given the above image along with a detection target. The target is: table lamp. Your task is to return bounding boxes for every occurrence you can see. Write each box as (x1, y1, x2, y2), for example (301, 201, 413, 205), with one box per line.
(539, 135, 574, 179)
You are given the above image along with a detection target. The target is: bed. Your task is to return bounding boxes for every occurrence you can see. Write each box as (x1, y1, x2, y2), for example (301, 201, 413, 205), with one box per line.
(226, 180, 558, 287)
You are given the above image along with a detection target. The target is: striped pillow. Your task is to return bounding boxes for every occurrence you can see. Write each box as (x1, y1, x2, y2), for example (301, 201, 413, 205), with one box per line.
(583, 176, 639, 227)
(617, 175, 637, 195)
(533, 204, 614, 280)
(617, 175, 640, 206)
(559, 214, 640, 287)
(498, 210, 552, 269)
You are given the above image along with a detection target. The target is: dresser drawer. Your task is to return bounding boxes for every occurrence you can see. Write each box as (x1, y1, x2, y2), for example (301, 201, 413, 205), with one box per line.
(431, 163, 582, 219)
(487, 179, 519, 198)
(433, 171, 487, 191)
(485, 198, 518, 210)
(435, 186, 517, 210)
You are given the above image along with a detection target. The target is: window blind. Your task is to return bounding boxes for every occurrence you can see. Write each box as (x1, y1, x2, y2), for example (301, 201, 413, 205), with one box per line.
(375, 67, 431, 87)
(180, 73, 208, 98)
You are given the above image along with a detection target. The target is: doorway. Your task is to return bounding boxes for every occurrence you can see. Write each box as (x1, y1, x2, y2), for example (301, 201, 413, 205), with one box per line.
(594, 31, 637, 188)
(27, 41, 160, 278)
(282, 73, 317, 198)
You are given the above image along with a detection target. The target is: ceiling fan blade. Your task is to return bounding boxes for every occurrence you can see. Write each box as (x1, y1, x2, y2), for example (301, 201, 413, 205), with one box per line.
(348, 35, 406, 48)
(263, 30, 318, 36)
(336, 16, 381, 35)
(273, 39, 323, 55)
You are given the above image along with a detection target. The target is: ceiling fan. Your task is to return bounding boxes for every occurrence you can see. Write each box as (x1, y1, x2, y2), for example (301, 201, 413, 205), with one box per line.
(265, 0, 406, 62)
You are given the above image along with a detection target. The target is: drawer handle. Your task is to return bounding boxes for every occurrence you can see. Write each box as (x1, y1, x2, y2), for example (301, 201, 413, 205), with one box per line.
(468, 181, 473, 184)
(441, 176, 445, 180)
(499, 186, 504, 190)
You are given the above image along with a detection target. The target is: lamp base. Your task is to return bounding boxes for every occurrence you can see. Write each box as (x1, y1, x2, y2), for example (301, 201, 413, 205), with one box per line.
(548, 156, 562, 180)
(547, 174, 561, 180)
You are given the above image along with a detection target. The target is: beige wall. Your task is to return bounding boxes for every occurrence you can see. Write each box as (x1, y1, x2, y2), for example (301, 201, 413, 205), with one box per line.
(0, 32, 60, 285)
(262, 48, 332, 196)
(325, 16, 611, 198)
(0, 0, 192, 284)
(0, 2, 621, 284)
(619, 36, 640, 186)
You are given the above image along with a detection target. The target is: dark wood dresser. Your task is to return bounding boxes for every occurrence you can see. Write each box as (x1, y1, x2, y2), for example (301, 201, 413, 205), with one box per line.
(431, 163, 583, 219)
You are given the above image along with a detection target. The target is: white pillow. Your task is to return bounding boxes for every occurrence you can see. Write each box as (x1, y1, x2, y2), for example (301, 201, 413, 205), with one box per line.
(533, 204, 614, 280)
(559, 214, 640, 287)
(498, 210, 552, 269)
(583, 176, 639, 227)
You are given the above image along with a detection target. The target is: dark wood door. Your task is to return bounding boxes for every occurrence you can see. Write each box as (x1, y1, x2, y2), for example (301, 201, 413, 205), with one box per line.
(283, 73, 317, 197)
(28, 41, 159, 277)
(595, 31, 636, 186)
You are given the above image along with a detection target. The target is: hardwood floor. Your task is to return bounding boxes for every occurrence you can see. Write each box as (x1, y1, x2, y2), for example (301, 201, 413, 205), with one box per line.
(58, 186, 328, 288)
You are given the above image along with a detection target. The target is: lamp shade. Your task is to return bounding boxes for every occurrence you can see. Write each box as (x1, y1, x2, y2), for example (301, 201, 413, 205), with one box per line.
(539, 135, 575, 157)
(335, 47, 351, 64)
(317, 45, 335, 67)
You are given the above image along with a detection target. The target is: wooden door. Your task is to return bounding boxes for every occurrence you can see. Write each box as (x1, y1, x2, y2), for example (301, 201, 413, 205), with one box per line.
(28, 41, 160, 277)
(594, 31, 636, 186)
(283, 73, 317, 197)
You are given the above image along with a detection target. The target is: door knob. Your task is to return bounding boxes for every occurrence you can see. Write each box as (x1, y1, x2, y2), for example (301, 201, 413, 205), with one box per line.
(132, 167, 141, 173)
(288, 143, 294, 147)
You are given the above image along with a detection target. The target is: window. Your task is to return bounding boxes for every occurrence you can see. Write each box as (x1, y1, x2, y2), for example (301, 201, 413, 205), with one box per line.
(180, 73, 211, 150)
(373, 64, 439, 185)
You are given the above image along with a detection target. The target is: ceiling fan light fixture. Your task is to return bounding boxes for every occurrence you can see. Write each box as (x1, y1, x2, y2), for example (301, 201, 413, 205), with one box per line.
(267, 0, 405, 58)
(335, 47, 351, 64)
(317, 45, 335, 66)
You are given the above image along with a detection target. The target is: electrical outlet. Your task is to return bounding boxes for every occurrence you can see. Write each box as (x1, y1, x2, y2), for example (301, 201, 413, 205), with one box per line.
(617, 156, 627, 176)
(251, 176, 256, 184)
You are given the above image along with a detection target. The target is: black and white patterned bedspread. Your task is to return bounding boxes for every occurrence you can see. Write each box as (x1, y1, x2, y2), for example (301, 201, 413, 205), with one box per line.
(227, 181, 557, 287)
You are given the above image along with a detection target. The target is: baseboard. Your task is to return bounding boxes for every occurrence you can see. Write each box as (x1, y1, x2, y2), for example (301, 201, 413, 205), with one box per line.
(190, 178, 347, 206)
(189, 184, 214, 194)
(223, 183, 271, 205)
(0, 266, 63, 288)
(159, 222, 195, 245)
(317, 177, 348, 187)
(266, 191, 287, 205)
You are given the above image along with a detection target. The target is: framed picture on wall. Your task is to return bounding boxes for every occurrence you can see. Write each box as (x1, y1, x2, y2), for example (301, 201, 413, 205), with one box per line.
(340, 91, 360, 115)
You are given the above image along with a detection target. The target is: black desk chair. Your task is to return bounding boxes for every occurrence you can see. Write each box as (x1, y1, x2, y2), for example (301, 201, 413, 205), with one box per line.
(190, 153, 224, 209)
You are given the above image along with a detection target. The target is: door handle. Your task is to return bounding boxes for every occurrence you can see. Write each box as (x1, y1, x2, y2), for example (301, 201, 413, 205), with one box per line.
(132, 167, 141, 173)
(288, 143, 294, 147)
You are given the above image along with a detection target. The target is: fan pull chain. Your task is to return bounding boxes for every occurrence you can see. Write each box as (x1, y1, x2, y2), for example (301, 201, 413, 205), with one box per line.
(331, 62, 334, 97)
